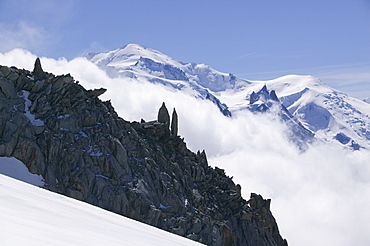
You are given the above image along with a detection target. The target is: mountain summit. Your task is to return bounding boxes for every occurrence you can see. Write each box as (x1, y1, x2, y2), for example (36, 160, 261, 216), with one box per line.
(85, 44, 250, 117)
(85, 43, 240, 91)
(86, 44, 183, 69)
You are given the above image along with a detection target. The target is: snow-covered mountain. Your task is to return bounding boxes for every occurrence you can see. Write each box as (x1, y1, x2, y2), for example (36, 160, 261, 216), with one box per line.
(238, 84, 314, 149)
(85, 44, 249, 117)
(85, 44, 370, 150)
(0, 158, 203, 246)
(217, 74, 370, 149)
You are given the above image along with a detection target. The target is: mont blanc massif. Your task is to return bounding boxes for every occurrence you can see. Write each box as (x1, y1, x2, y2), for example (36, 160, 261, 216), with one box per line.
(1, 44, 370, 246)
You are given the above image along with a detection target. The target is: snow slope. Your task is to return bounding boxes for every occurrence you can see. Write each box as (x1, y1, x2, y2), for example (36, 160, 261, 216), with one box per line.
(0, 158, 203, 246)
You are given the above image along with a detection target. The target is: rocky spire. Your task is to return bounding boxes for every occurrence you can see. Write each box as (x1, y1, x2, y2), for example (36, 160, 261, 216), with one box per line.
(270, 90, 279, 101)
(158, 102, 170, 127)
(250, 91, 259, 104)
(171, 108, 178, 136)
(33, 58, 45, 80)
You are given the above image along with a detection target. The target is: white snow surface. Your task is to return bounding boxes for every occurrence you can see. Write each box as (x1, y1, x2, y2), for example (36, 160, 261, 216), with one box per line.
(0, 173, 203, 246)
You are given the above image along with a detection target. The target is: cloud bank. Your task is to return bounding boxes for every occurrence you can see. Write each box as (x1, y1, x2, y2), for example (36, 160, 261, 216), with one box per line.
(1, 49, 370, 246)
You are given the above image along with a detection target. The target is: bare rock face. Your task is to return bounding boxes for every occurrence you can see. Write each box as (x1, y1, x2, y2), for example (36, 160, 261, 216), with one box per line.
(0, 61, 288, 246)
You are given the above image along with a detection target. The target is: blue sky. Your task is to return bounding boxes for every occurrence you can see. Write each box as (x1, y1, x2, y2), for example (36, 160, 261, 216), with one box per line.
(0, 0, 369, 98)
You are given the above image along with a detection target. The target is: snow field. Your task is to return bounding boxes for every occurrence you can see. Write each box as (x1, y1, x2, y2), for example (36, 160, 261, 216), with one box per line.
(0, 159, 203, 246)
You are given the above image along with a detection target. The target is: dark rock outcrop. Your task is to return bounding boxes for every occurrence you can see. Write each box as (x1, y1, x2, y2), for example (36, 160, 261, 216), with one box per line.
(171, 108, 178, 136)
(88, 87, 107, 97)
(0, 60, 287, 246)
(33, 58, 45, 80)
(158, 102, 170, 125)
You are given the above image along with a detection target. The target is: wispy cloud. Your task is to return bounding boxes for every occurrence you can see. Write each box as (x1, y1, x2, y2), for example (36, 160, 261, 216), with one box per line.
(233, 52, 259, 60)
(0, 0, 78, 57)
(233, 50, 313, 63)
(0, 21, 50, 55)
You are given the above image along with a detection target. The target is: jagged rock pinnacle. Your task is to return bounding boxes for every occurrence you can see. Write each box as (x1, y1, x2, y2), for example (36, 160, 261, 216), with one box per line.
(171, 108, 178, 136)
(270, 90, 279, 101)
(158, 102, 170, 126)
(250, 91, 259, 104)
(33, 58, 45, 79)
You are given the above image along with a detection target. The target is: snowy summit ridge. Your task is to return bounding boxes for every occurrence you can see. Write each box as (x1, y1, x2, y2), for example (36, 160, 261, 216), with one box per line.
(86, 44, 240, 91)
(86, 44, 183, 69)
(85, 44, 248, 116)
(85, 44, 370, 150)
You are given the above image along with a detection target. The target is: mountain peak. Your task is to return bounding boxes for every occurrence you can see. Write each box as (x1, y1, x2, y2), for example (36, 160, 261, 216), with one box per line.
(86, 43, 183, 70)
(119, 43, 154, 56)
(121, 43, 147, 50)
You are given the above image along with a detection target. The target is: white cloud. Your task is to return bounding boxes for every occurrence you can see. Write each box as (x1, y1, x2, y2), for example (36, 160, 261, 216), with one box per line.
(1, 50, 370, 246)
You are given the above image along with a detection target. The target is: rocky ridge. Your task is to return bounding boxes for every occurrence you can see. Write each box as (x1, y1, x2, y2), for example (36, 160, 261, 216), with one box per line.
(0, 60, 287, 246)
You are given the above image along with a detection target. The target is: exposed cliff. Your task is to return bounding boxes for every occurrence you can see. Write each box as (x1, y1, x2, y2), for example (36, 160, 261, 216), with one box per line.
(0, 60, 287, 246)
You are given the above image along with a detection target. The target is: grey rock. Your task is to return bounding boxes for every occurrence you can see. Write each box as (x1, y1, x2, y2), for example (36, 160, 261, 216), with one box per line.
(0, 65, 11, 77)
(6, 69, 20, 82)
(88, 88, 107, 97)
(31, 80, 45, 93)
(0, 78, 15, 98)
